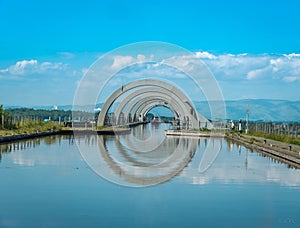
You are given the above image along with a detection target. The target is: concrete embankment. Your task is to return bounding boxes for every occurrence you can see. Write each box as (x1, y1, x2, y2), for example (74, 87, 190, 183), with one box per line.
(0, 131, 60, 143)
(0, 128, 131, 143)
(64, 121, 149, 135)
(226, 133, 300, 169)
(63, 128, 131, 135)
(165, 130, 225, 137)
(0, 122, 146, 143)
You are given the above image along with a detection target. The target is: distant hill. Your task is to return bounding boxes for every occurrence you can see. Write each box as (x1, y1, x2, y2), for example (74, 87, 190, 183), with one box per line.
(194, 99, 300, 122)
(3, 104, 103, 112)
(4, 99, 300, 122)
(3, 104, 73, 111)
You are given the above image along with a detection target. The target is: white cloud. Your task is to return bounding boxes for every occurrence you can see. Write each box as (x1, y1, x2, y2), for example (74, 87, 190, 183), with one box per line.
(192, 52, 300, 83)
(111, 55, 134, 70)
(111, 54, 152, 70)
(195, 51, 217, 59)
(247, 68, 265, 80)
(161, 55, 191, 68)
(107, 52, 300, 85)
(282, 76, 299, 82)
(0, 68, 8, 73)
(0, 59, 68, 76)
(8, 59, 38, 75)
(114, 62, 188, 80)
(40, 62, 66, 71)
(283, 53, 300, 59)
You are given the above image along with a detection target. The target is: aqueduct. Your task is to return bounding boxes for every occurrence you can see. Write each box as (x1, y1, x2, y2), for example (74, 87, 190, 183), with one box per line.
(97, 79, 212, 129)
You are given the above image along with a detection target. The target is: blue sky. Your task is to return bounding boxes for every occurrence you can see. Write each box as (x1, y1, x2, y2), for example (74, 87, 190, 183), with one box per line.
(1, 0, 300, 106)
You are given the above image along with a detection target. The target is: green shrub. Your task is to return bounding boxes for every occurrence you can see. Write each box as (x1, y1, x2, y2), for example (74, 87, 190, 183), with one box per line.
(248, 131, 300, 146)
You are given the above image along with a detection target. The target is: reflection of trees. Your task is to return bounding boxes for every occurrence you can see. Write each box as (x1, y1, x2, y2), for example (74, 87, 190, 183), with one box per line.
(71, 134, 97, 147)
(43, 136, 58, 145)
(224, 138, 299, 169)
(0, 135, 75, 163)
(0, 138, 41, 162)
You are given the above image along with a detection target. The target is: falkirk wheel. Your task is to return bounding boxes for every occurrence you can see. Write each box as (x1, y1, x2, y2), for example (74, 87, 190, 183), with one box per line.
(97, 79, 212, 129)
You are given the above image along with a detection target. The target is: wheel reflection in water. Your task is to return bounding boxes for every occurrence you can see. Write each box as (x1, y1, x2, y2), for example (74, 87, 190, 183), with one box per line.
(75, 124, 199, 187)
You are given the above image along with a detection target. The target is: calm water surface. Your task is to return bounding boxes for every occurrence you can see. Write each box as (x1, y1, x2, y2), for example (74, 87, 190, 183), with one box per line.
(1, 124, 300, 227)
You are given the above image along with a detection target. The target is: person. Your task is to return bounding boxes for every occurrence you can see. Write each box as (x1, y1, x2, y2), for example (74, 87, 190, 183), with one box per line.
(230, 120, 235, 130)
(238, 120, 243, 133)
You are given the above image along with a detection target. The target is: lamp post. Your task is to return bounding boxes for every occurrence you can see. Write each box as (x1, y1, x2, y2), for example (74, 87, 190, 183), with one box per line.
(245, 105, 249, 134)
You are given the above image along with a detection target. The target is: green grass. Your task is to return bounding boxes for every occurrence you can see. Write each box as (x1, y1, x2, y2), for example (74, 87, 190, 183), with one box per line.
(248, 131, 300, 146)
(0, 121, 62, 136)
(96, 125, 106, 130)
(249, 137, 260, 144)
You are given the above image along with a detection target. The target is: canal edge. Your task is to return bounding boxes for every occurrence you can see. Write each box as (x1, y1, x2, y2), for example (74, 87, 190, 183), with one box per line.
(226, 133, 300, 169)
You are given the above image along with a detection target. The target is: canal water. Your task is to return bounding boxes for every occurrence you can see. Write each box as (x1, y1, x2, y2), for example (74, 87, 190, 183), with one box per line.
(0, 124, 300, 227)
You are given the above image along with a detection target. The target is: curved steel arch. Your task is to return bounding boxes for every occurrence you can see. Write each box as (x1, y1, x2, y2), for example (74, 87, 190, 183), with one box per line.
(114, 87, 183, 123)
(136, 100, 194, 129)
(98, 79, 196, 124)
(134, 99, 179, 119)
(122, 97, 180, 125)
(123, 95, 184, 123)
(139, 101, 178, 118)
(112, 90, 191, 126)
(98, 79, 210, 128)
(132, 96, 212, 129)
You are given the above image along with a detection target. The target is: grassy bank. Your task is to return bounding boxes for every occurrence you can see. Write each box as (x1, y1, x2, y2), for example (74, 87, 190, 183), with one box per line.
(0, 121, 63, 136)
(248, 131, 300, 146)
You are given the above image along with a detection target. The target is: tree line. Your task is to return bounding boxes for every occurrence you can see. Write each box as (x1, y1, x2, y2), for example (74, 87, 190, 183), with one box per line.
(247, 121, 299, 137)
(0, 105, 94, 130)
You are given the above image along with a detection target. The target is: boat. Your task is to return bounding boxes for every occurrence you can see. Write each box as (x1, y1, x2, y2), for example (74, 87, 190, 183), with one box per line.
(152, 116, 161, 124)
